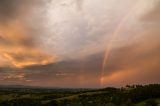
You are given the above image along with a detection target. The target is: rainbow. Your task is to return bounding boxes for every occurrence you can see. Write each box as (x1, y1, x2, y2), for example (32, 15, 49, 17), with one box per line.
(101, 0, 141, 87)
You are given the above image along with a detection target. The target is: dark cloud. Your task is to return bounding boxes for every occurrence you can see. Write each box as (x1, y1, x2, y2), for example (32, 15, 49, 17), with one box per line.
(0, 0, 47, 23)
(16, 52, 104, 87)
(0, 0, 21, 22)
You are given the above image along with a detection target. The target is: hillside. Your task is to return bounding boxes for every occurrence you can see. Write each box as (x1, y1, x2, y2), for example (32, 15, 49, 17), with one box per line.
(0, 84, 160, 106)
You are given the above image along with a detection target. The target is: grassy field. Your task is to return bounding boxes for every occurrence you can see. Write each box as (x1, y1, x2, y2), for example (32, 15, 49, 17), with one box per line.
(0, 84, 159, 106)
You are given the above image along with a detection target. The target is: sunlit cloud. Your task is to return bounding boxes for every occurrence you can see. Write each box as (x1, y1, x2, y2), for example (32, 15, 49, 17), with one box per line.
(0, 21, 56, 68)
(0, 0, 159, 87)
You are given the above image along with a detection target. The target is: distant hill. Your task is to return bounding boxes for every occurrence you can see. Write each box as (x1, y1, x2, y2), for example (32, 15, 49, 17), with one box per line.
(0, 84, 159, 106)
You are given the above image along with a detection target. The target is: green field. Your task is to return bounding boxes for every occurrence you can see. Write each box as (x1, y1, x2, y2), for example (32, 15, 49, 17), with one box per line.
(0, 84, 159, 106)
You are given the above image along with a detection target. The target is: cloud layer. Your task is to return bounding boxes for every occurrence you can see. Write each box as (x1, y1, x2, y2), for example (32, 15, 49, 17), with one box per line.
(0, 0, 159, 87)
(0, 0, 56, 68)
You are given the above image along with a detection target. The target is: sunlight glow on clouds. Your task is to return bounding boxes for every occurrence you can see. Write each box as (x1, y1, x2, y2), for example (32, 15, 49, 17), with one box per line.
(0, 17, 56, 68)
(0, 0, 159, 87)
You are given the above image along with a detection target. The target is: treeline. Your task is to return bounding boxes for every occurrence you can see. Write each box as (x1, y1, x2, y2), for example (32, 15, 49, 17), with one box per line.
(0, 84, 159, 106)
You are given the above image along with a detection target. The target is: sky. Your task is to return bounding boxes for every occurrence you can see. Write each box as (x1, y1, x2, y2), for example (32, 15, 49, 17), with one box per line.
(0, 0, 160, 88)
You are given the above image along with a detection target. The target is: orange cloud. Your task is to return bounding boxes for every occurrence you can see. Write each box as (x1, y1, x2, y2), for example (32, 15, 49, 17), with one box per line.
(0, 21, 57, 68)
(3, 48, 55, 68)
(101, 29, 160, 87)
